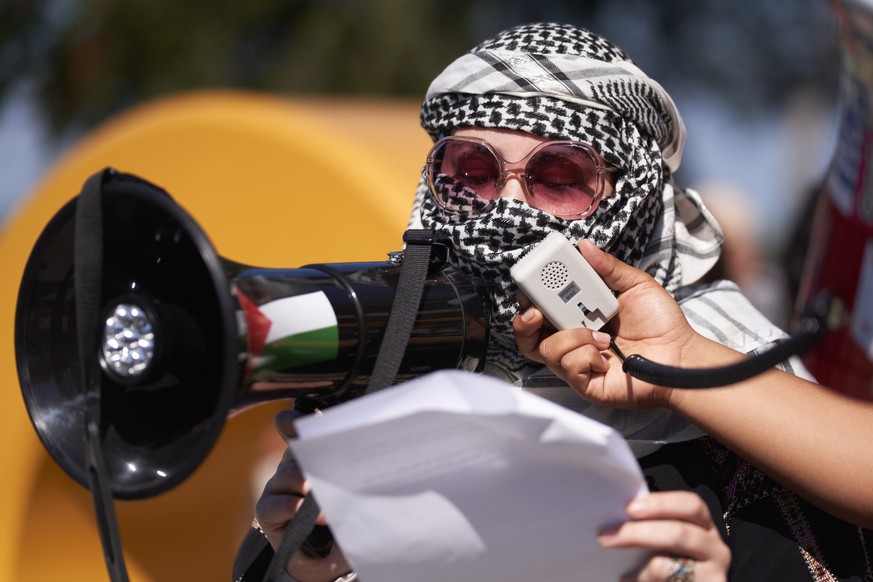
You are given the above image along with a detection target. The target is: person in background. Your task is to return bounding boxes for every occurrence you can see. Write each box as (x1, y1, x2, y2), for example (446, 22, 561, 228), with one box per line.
(693, 181, 792, 328)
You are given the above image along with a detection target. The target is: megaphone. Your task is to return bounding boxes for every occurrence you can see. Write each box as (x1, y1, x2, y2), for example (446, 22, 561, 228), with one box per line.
(15, 169, 490, 500)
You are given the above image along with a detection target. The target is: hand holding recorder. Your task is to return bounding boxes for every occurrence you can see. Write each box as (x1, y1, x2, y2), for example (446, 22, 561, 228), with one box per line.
(512, 236, 699, 408)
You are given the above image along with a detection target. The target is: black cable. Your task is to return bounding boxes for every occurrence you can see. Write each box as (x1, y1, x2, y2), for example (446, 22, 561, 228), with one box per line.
(616, 292, 844, 389)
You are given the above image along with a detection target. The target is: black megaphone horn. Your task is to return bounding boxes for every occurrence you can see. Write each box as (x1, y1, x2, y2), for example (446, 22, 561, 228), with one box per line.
(15, 168, 490, 500)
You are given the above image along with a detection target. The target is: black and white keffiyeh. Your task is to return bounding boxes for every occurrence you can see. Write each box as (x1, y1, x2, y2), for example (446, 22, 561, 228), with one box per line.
(409, 23, 723, 374)
(407, 23, 802, 449)
(422, 22, 685, 171)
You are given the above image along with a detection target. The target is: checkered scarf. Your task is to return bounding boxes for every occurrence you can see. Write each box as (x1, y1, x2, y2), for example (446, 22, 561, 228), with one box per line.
(422, 23, 685, 172)
(409, 23, 723, 378)
(410, 24, 722, 376)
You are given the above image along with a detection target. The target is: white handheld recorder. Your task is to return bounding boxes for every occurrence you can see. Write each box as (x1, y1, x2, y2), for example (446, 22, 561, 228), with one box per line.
(510, 232, 618, 330)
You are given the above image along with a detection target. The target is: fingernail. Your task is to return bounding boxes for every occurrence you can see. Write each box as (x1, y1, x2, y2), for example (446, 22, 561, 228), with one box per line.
(597, 529, 618, 546)
(627, 497, 649, 515)
(521, 306, 536, 322)
(592, 331, 611, 345)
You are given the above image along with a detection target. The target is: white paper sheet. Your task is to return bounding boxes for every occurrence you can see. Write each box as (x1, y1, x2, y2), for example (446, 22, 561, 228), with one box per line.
(290, 370, 650, 582)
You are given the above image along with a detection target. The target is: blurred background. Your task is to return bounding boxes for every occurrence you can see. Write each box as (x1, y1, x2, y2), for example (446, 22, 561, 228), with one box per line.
(0, 0, 843, 580)
(1, 0, 841, 323)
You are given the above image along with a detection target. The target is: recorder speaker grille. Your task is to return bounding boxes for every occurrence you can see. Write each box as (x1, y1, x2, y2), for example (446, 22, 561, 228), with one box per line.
(541, 261, 569, 290)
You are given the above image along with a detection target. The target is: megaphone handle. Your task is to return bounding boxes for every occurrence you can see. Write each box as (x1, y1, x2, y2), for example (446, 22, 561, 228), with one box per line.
(302, 525, 335, 558)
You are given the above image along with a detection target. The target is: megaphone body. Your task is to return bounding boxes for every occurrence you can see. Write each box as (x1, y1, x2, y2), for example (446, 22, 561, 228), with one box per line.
(15, 170, 489, 500)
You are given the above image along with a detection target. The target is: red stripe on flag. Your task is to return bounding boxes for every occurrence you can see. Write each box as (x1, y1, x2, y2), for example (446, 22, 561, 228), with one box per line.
(236, 290, 271, 362)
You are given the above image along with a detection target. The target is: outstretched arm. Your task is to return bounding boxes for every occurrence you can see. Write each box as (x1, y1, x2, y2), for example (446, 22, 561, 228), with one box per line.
(514, 239, 873, 528)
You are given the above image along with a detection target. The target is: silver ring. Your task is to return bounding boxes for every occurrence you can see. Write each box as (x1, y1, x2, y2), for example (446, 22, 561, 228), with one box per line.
(666, 557, 695, 582)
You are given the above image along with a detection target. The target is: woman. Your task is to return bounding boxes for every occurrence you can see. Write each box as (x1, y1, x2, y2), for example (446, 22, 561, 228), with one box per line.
(242, 22, 871, 581)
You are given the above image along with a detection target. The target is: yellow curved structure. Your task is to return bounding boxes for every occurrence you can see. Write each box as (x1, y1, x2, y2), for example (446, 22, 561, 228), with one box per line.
(0, 91, 431, 581)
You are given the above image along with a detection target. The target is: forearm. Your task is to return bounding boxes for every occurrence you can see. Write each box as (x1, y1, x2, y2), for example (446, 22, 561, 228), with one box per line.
(666, 335, 873, 528)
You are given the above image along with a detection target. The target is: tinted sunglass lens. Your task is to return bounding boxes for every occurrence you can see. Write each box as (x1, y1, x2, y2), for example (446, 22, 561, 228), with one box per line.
(440, 141, 501, 196)
(429, 141, 500, 215)
(527, 145, 599, 216)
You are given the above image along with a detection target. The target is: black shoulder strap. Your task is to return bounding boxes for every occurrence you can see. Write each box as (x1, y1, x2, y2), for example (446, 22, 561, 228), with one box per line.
(367, 228, 434, 391)
(233, 526, 275, 582)
(238, 229, 435, 581)
(75, 167, 131, 582)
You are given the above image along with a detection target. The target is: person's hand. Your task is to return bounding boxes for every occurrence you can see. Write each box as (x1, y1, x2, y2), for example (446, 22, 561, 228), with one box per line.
(599, 491, 731, 581)
(255, 409, 352, 582)
(513, 239, 699, 408)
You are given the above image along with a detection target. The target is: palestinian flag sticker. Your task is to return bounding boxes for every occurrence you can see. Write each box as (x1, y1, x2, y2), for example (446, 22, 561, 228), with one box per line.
(237, 290, 339, 381)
